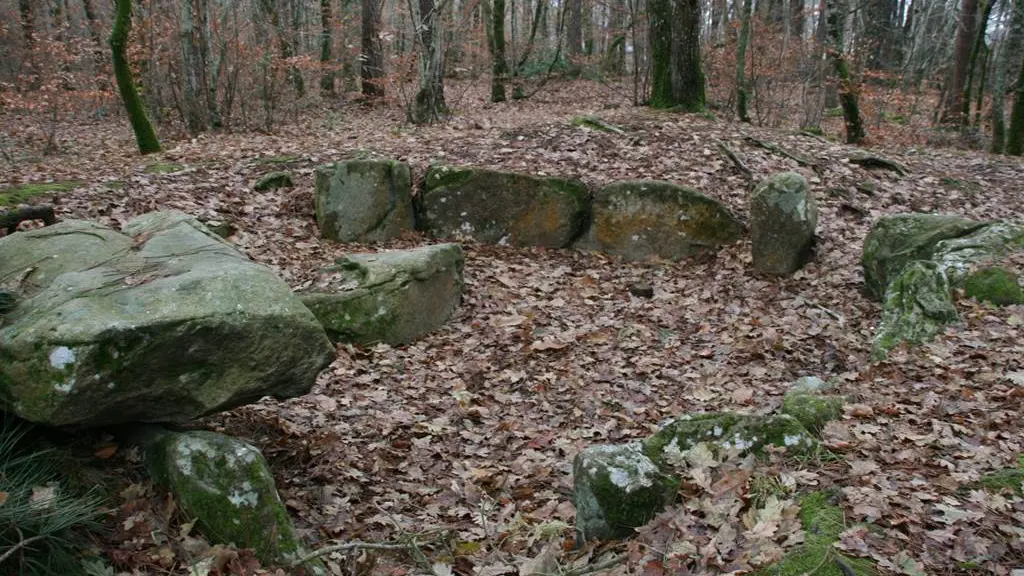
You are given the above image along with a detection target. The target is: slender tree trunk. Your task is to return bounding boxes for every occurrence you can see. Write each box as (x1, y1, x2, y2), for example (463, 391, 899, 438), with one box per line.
(992, 0, 1024, 152)
(320, 0, 335, 95)
(485, 0, 508, 101)
(361, 0, 385, 96)
(826, 0, 865, 143)
(962, 0, 995, 120)
(791, 0, 804, 37)
(604, 0, 626, 74)
(18, 0, 36, 49)
(1007, 49, 1024, 154)
(81, 0, 102, 47)
(736, 0, 753, 121)
(942, 0, 979, 124)
(110, 0, 161, 154)
(567, 0, 583, 72)
(181, 0, 211, 132)
(410, 0, 447, 123)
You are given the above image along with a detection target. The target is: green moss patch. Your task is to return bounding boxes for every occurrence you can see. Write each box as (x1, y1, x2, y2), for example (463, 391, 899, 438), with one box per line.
(963, 266, 1024, 306)
(781, 393, 844, 434)
(254, 171, 294, 191)
(0, 181, 81, 207)
(758, 492, 874, 576)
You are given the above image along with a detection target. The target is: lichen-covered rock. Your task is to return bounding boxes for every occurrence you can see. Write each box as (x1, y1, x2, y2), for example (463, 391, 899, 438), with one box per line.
(315, 160, 415, 243)
(749, 172, 818, 275)
(963, 266, 1024, 306)
(575, 180, 742, 261)
(0, 212, 334, 427)
(872, 260, 958, 359)
(254, 171, 294, 191)
(788, 376, 832, 395)
(644, 413, 819, 464)
(572, 443, 677, 541)
(300, 243, 463, 345)
(142, 429, 306, 567)
(781, 393, 843, 434)
(861, 213, 985, 300)
(758, 491, 874, 576)
(930, 221, 1024, 285)
(420, 166, 590, 248)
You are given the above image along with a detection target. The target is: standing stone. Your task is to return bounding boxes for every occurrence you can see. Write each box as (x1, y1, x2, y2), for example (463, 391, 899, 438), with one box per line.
(573, 443, 677, 541)
(0, 212, 334, 428)
(872, 260, 959, 359)
(300, 243, 463, 345)
(574, 180, 743, 261)
(749, 172, 818, 275)
(315, 160, 415, 243)
(419, 166, 590, 248)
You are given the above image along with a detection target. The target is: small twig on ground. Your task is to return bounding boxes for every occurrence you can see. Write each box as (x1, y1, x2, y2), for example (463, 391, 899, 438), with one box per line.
(560, 554, 627, 576)
(742, 135, 823, 175)
(289, 541, 413, 567)
(716, 140, 754, 181)
(0, 533, 48, 564)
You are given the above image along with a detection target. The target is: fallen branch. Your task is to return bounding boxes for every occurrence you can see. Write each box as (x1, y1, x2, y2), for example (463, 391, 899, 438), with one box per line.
(290, 541, 413, 566)
(0, 534, 48, 565)
(847, 154, 908, 176)
(742, 136, 823, 175)
(716, 140, 754, 181)
(561, 554, 627, 576)
(1, 205, 57, 234)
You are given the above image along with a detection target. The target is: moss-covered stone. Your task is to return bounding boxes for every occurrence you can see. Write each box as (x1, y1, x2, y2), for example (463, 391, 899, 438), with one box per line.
(420, 165, 590, 248)
(781, 393, 844, 434)
(254, 171, 294, 191)
(644, 412, 820, 464)
(0, 181, 81, 207)
(314, 160, 415, 243)
(143, 429, 306, 566)
(143, 162, 185, 174)
(749, 172, 818, 275)
(300, 243, 463, 345)
(574, 180, 742, 261)
(933, 222, 1024, 286)
(757, 491, 874, 576)
(872, 261, 959, 360)
(573, 442, 677, 541)
(861, 214, 985, 300)
(963, 266, 1024, 306)
(571, 115, 626, 134)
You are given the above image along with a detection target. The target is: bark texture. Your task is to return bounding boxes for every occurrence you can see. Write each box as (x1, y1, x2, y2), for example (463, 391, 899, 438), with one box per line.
(110, 0, 162, 154)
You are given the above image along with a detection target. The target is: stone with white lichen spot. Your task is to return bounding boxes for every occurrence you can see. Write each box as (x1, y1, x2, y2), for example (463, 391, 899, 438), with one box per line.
(749, 172, 818, 275)
(644, 412, 820, 464)
(573, 442, 677, 541)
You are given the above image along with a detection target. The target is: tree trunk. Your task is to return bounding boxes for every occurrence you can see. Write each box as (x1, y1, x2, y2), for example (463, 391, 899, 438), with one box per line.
(110, 0, 161, 154)
(181, 0, 211, 132)
(942, 0, 979, 124)
(826, 0, 865, 143)
(791, 0, 804, 37)
(1007, 48, 1024, 154)
(567, 0, 583, 72)
(361, 0, 385, 96)
(650, 0, 705, 110)
(81, 0, 102, 47)
(485, 0, 508, 101)
(18, 0, 35, 49)
(604, 0, 626, 74)
(736, 0, 753, 121)
(992, 0, 1024, 152)
(411, 0, 447, 123)
(962, 0, 995, 121)
(319, 0, 335, 95)
(865, 0, 898, 69)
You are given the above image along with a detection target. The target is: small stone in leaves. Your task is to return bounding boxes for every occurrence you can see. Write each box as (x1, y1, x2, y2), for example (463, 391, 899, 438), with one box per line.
(629, 283, 654, 298)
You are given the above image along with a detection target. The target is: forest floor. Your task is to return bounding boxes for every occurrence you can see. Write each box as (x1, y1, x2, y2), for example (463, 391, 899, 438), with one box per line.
(2, 80, 1024, 575)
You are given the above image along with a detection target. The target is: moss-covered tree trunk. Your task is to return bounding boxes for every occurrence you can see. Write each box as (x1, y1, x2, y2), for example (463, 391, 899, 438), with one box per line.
(361, 0, 385, 97)
(487, 0, 508, 102)
(110, 0, 161, 154)
(1007, 55, 1024, 155)
(826, 0, 865, 144)
(319, 0, 335, 96)
(736, 0, 752, 122)
(650, 0, 705, 110)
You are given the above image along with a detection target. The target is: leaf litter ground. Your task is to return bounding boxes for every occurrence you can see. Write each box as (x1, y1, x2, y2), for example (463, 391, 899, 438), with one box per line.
(3, 80, 1023, 574)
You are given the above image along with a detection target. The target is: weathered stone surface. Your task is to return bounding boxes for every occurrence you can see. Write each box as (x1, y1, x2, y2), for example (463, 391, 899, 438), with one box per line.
(788, 376, 831, 395)
(575, 180, 742, 261)
(861, 213, 985, 300)
(420, 166, 590, 248)
(644, 412, 819, 463)
(254, 171, 294, 191)
(963, 266, 1024, 306)
(572, 443, 676, 541)
(749, 172, 818, 275)
(930, 221, 1024, 285)
(300, 243, 463, 345)
(0, 212, 334, 427)
(872, 261, 958, 359)
(141, 428, 306, 566)
(781, 393, 843, 434)
(315, 160, 415, 243)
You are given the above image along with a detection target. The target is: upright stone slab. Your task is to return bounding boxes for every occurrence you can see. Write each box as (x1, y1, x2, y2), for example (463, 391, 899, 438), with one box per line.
(749, 172, 818, 275)
(0, 212, 334, 428)
(300, 243, 463, 345)
(419, 166, 590, 248)
(575, 180, 742, 261)
(315, 160, 415, 242)
(141, 428, 307, 567)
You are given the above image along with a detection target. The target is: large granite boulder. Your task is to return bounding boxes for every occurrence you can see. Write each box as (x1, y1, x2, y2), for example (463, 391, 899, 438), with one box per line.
(573, 443, 676, 541)
(419, 166, 590, 248)
(315, 160, 415, 242)
(300, 243, 463, 345)
(574, 180, 743, 261)
(863, 215, 1024, 358)
(0, 212, 334, 427)
(749, 172, 818, 275)
(140, 428, 311, 568)
(861, 214, 985, 300)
